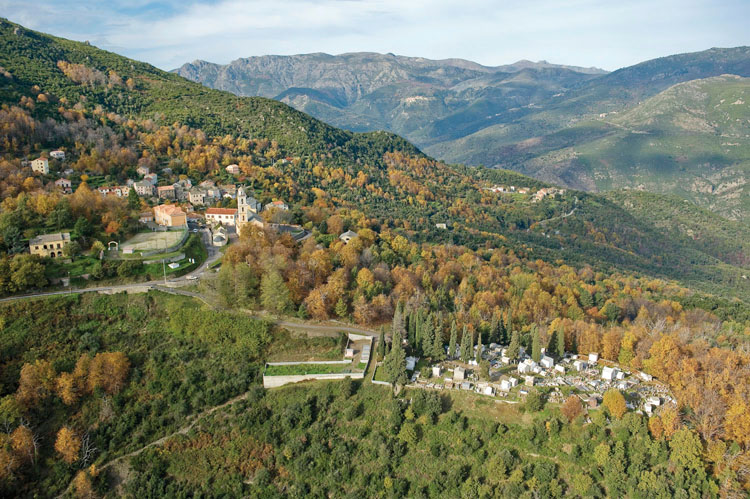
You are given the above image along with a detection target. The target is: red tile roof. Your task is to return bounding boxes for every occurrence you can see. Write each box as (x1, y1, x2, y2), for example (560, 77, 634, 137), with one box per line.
(206, 208, 237, 216)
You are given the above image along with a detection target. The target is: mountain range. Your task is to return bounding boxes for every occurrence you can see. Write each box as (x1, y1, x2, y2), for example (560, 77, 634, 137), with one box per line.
(176, 48, 750, 219)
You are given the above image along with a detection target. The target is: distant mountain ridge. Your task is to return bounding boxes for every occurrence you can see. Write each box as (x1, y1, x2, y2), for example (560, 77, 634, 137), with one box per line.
(174, 49, 750, 220)
(174, 52, 607, 144)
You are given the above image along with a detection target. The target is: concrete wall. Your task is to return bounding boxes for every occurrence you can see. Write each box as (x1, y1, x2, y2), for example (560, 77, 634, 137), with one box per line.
(263, 371, 365, 388)
(266, 360, 350, 366)
(143, 253, 185, 265)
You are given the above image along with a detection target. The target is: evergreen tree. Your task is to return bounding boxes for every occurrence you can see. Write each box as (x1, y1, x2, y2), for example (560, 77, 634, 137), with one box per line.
(557, 325, 566, 358)
(431, 321, 445, 361)
(508, 329, 520, 362)
(392, 302, 405, 338)
(260, 268, 292, 314)
(448, 320, 458, 359)
(334, 298, 348, 318)
(377, 327, 386, 360)
(127, 187, 140, 210)
(531, 326, 541, 362)
(1, 225, 25, 254)
(73, 216, 93, 243)
(497, 314, 507, 345)
(414, 309, 422, 354)
(460, 326, 472, 363)
(384, 329, 407, 386)
(475, 331, 483, 362)
(421, 313, 435, 358)
(47, 198, 74, 231)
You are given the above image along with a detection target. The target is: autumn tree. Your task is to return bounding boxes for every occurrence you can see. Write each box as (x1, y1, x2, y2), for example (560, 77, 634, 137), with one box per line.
(87, 352, 130, 395)
(603, 389, 627, 419)
(561, 395, 584, 423)
(16, 359, 56, 407)
(56, 372, 79, 405)
(10, 425, 36, 464)
(55, 427, 81, 464)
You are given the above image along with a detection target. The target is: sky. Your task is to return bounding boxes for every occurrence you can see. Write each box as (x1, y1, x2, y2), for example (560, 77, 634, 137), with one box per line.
(1, 0, 748, 71)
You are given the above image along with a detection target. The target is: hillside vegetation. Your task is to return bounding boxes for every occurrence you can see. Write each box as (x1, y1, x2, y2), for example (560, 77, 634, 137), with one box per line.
(0, 18, 748, 303)
(0, 19, 749, 498)
(176, 45, 750, 219)
(495, 76, 750, 220)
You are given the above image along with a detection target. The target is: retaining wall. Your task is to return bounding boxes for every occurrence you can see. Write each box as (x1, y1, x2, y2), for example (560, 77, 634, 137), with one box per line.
(143, 253, 185, 265)
(263, 371, 365, 388)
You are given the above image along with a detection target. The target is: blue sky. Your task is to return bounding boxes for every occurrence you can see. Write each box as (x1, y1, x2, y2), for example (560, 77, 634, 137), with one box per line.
(1, 0, 748, 71)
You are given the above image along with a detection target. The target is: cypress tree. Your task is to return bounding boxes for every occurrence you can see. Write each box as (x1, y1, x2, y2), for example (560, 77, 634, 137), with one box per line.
(504, 309, 513, 340)
(377, 327, 386, 360)
(531, 326, 541, 362)
(557, 324, 566, 358)
(431, 320, 445, 361)
(497, 314, 507, 345)
(392, 302, 405, 338)
(384, 328, 407, 386)
(508, 329, 520, 362)
(421, 313, 435, 358)
(448, 320, 458, 359)
(475, 331, 483, 362)
(460, 326, 472, 363)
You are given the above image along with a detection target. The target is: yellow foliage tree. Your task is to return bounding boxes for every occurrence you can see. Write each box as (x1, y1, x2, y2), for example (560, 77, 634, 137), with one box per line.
(55, 427, 81, 464)
(603, 389, 627, 419)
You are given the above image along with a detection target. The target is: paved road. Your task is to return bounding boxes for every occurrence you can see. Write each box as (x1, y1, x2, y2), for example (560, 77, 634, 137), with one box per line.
(0, 228, 221, 304)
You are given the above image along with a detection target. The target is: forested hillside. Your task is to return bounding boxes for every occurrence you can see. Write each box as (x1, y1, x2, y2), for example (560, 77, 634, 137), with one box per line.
(1, 19, 748, 301)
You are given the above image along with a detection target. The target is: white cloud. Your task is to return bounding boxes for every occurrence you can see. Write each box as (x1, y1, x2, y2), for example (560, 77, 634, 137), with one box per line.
(2, 0, 748, 70)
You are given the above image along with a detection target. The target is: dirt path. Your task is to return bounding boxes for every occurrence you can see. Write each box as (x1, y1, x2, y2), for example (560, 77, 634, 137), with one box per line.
(57, 389, 253, 498)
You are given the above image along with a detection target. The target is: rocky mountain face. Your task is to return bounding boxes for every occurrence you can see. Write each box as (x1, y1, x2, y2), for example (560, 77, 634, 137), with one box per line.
(174, 53, 606, 143)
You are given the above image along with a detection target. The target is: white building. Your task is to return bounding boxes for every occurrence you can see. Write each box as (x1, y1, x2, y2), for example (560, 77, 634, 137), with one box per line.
(205, 208, 237, 226)
(31, 157, 49, 174)
(524, 375, 536, 387)
(225, 164, 240, 175)
(588, 353, 599, 365)
(540, 356, 554, 369)
(518, 359, 537, 374)
(264, 200, 289, 211)
(134, 180, 155, 197)
(601, 366, 618, 381)
(573, 360, 588, 372)
(432, 366, 442, 378)
(454, 366, 466, 381)
(339, 230, 358, 244)
(49, 150, 65, 160)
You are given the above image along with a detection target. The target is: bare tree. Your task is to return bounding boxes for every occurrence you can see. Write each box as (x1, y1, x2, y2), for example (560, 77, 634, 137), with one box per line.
(79, 431, 97, 467)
